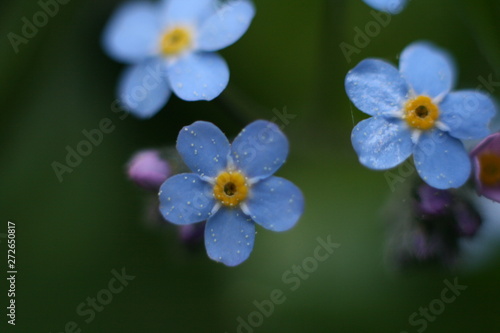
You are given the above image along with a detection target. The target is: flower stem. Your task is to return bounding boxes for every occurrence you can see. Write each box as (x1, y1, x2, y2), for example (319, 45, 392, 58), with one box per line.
(216, 84, 266, 126)
(457, 0, 500, 77)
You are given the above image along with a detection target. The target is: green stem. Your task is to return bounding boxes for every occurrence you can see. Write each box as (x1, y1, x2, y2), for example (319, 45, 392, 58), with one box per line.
(312, 0, 351, 140)
(216, 84, 269, 126)
(457, 0, 500, 77)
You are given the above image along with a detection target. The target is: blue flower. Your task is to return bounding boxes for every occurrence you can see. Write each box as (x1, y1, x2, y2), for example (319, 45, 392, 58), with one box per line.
(346, 41, 497, 189)
(102, 0, 255, 118)
(362, 0, 407, 14)
(158, 120, 304, 266)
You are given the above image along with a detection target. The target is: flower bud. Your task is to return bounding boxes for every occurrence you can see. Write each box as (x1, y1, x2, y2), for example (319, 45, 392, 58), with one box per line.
(415, 183, 453, 216)
(178, 223, 206, 246)
(127, 150, 170, 191)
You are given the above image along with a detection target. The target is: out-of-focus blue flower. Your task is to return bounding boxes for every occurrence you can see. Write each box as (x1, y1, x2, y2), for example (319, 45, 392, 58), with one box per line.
(158, 120, 304, 266)
(346, 41, 497, 189)
(471, 132, 500, 203)
(362, 0, 407, 14)
(102, 0, 255, 118)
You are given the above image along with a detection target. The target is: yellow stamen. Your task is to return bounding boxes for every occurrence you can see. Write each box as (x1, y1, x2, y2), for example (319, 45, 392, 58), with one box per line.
(160, 27, 191, 56)
(213, 171, 249, 207)
(404, 96, 440, 131)
(478, 152, 500, 186)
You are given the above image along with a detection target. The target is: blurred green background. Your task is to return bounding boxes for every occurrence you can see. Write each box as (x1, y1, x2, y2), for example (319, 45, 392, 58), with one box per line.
(1, 0, 500, 332)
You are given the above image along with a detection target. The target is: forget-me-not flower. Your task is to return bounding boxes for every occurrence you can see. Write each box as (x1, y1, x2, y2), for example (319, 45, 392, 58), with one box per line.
(158, 120, 304, 266)
(346, 41, 497, 189)
(362, 0, 407, 14)
(102, 0, 255, 118)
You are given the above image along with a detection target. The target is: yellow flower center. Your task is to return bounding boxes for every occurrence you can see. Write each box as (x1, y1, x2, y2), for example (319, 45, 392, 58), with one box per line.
(213, 171, 249, 207)
(478, 152, 500, 186)
(160, 27, 192, 56)
(404, 96, 440, 131)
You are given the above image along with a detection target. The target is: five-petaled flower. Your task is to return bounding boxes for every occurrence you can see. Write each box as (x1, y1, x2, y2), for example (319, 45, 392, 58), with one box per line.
(362, 0, 407, 14)
(102, 0, 255, 118)
(158, 120, 304, 266)
(346, 41, 497, 189)
(471, 132, 500, 203)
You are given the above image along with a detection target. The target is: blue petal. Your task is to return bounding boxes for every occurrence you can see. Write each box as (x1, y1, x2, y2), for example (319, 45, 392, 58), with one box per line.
(102, 2, 161, 63)
(167, 52, 229, 101)
(176, 121, 230, 178)
(231, 120, 289, 181)
(399, 42, 456, 99)
(160, 0, 215, 28)
(159, 173, 216, 225)
(413, 130, 471, 189)
(345, 59, 409, 117)
(351, 117, 413, 170)
(362, 0, 407, 14)
(118, 59, 171, 118)
(439, 90, 496, 140)
(205, 208, 255, 266)
(197, 0, 255, 52)
(244, 177, 304, 232)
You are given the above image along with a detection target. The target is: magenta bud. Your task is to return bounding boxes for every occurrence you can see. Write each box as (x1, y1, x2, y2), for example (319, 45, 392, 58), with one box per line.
(127, 150, 170, 191)
(416, 183, 453, 216)
(453, 201, 482, 238)
(412, 229, 435, 260)
(178, 222, 205, 245)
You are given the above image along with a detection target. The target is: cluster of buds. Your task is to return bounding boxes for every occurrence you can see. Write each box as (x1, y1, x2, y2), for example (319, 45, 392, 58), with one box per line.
(387, 132, 500, 270)
(126, 148, 204, 246)
(410, 184, 481, 266)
